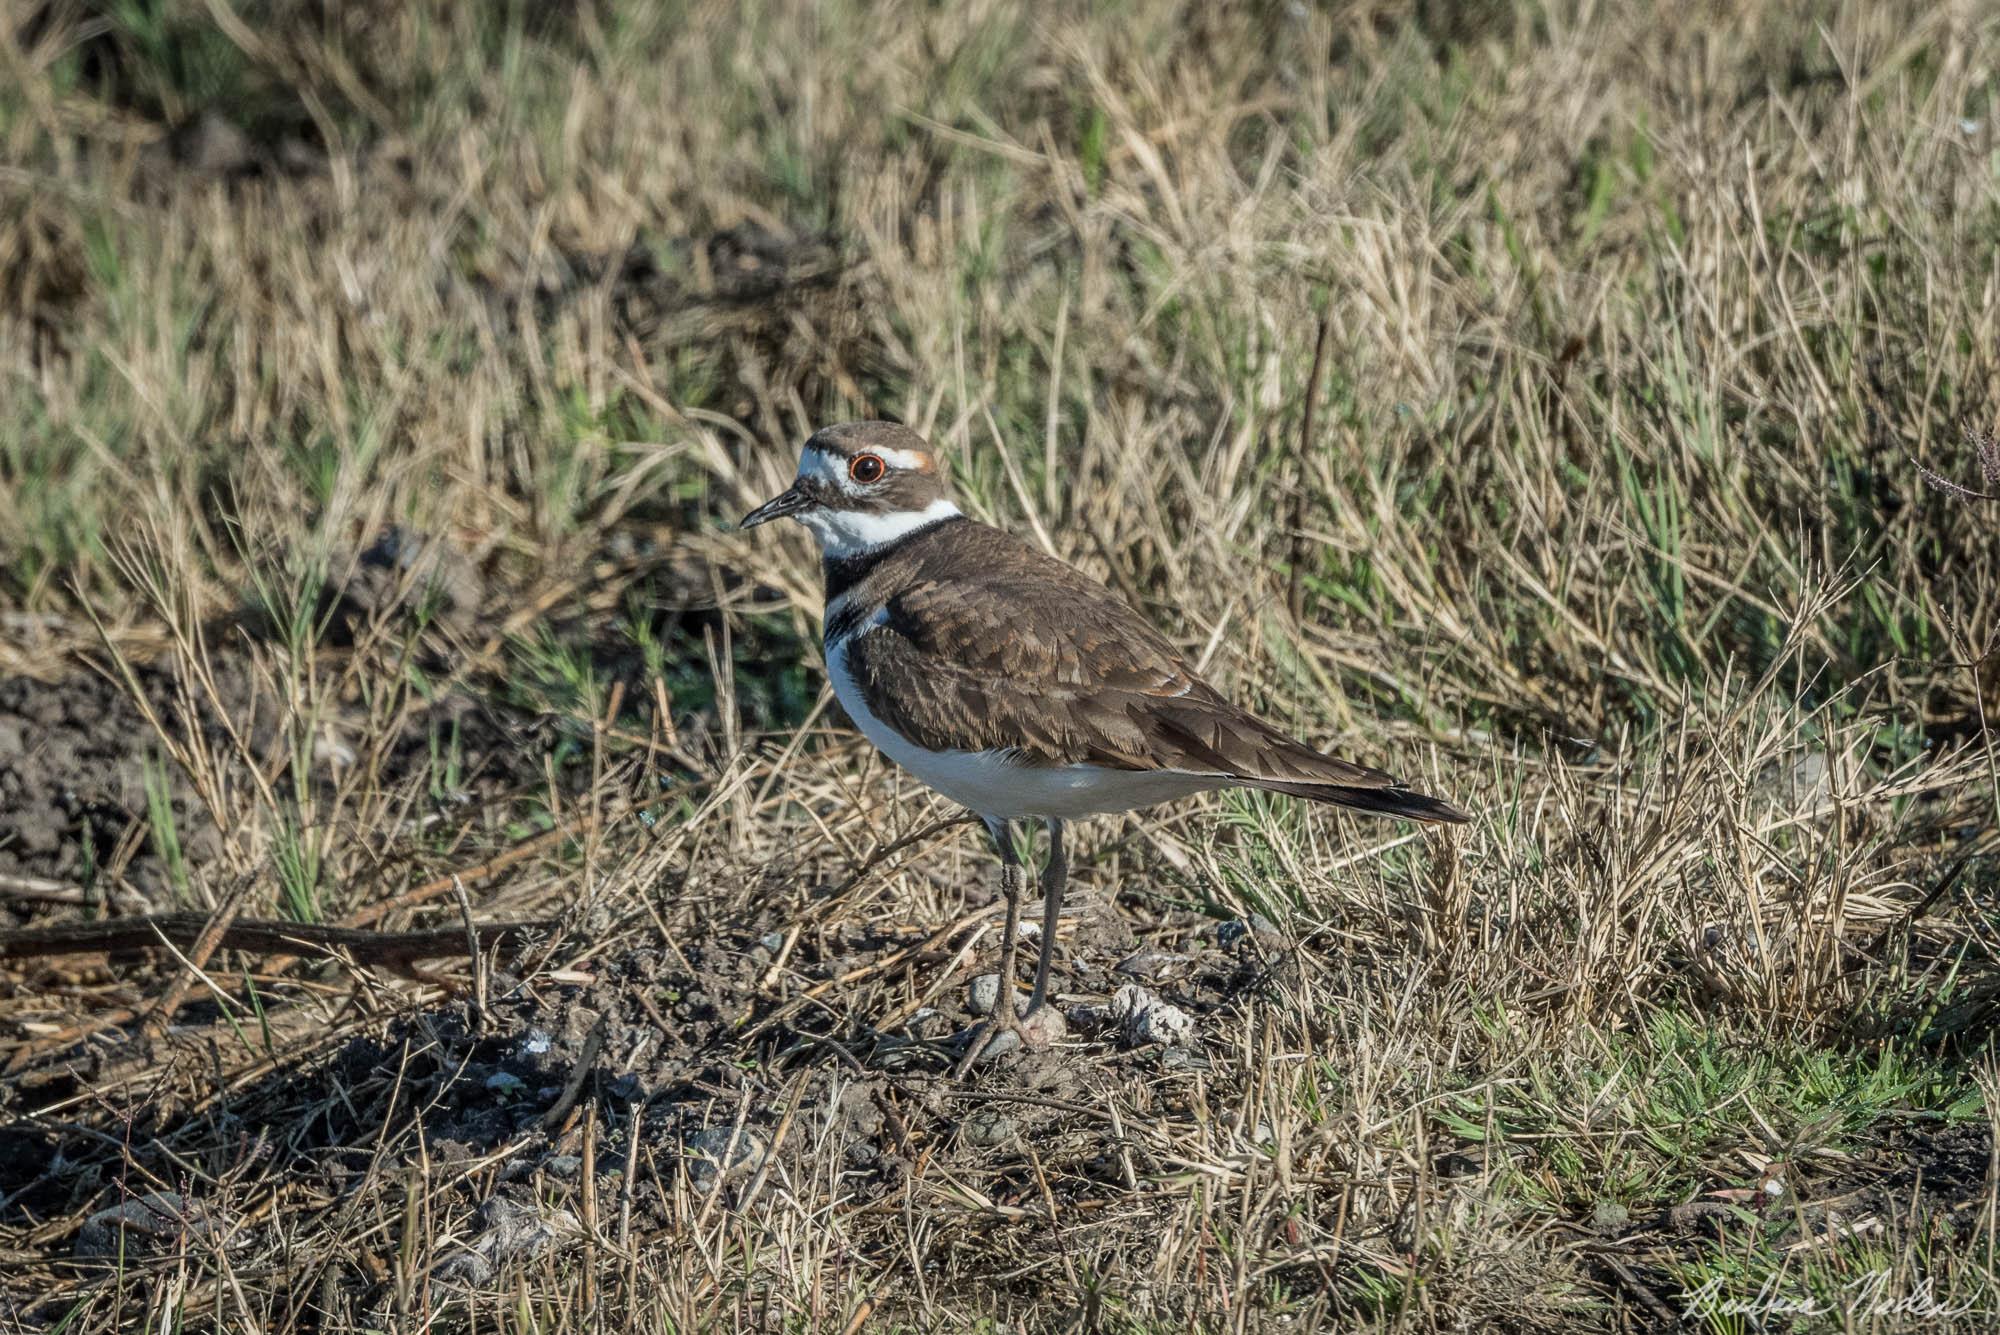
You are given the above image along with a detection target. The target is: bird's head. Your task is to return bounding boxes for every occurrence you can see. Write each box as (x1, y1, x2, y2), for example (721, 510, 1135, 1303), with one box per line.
(740, 421, 960, 558)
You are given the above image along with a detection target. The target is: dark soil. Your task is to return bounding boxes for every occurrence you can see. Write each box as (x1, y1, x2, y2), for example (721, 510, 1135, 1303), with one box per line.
(0, 663, 226, 905)
(0, 851, 1279, 1324)
(0, 525, 705, 919)
(0, 651, 542, 917)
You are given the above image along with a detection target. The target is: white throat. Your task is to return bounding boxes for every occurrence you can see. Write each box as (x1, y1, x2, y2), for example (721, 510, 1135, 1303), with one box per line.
(798, 497, 961, 559)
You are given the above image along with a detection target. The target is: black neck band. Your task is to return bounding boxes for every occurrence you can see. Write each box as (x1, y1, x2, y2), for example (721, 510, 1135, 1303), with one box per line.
(822, 514, 966, 608)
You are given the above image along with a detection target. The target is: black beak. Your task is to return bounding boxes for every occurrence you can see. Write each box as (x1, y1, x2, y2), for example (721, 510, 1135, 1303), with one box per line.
(740, 483, 813, 530)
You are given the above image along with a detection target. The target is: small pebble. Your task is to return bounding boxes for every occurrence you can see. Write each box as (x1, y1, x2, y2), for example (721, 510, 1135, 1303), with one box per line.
(1216, 914, 1284, 950)
(75, 1192, 216, 1261)
(967, 973, 1003, 1016)
(961, 1107, 1015, 1148)
(313, 736, 357, 770)
(683, 1127, 767, 1193)
(872, 1036, 932, 1071)
(904, 1007, 952, 1039)
(1115, 950, 1191, 980)
(484, 1071, 528, 1097)
(1128, 1002, 1194, 1047)
(1107, 984, 1152, 1020)
(430, 1196, 577, 1291)
(1019, 1006, 1068, 1047)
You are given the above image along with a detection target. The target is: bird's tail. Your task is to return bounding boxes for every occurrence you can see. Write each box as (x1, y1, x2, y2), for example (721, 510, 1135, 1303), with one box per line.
(1137, 696, 1472, 824)
(1244, 778, 1471, 824)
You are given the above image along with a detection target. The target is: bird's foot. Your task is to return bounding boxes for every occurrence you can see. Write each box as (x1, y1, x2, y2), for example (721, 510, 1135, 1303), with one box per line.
(950, 1016, 1015, 1075)
(950, 1002, 1066, 1075)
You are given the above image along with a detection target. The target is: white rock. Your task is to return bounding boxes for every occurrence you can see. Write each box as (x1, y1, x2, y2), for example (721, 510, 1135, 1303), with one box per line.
(1108, 983, 1195, 1048)
(1108, 984, 1152, 1020)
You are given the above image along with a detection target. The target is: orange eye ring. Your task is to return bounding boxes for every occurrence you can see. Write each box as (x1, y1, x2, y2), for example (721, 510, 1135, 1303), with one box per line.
(849, 453, 886, 484)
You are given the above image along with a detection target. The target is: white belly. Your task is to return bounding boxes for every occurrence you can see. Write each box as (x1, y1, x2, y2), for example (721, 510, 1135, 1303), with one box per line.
(825, 636, 1219, 821)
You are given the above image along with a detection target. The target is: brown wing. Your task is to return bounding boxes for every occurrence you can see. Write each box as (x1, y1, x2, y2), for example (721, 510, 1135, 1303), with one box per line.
(839, 525, 1468, 822)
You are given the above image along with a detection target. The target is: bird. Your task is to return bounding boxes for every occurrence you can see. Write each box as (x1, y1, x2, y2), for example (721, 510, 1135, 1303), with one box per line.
(741, 421, 1469, 1069)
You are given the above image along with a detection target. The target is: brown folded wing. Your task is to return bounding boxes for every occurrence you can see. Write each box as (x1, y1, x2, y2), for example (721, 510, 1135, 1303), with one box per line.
(837, 524, 1467, 823)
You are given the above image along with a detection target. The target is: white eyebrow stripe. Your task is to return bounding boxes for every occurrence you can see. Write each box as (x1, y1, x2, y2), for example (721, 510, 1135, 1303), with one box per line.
(798, 441, 931, 485)
(871, 445, 930, 470)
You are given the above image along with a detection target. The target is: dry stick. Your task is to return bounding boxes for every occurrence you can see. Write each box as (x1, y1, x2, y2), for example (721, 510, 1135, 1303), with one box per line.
(0, 872, 147, 911)
(692, 1088, 756, 1234)
(538, 1016, 609, 1135)
(1287, 307, 1334, 627)
(822, 812, 979, 904)
(733, 1067, 811, 1216)
(449, 874, 489, 1030)
(581, 1102, 599, 1314)
(140, 876, 253, 1037)
(751, 811, 979, 1005)
(837, 1298, 879, 1335)
(0, 796, 624, 1064)
(618, 1091, 651, 1254)
(0, 915, 551, 970)
(1598, 1254, 1678, 1325)
(136, 871, 250, 1015)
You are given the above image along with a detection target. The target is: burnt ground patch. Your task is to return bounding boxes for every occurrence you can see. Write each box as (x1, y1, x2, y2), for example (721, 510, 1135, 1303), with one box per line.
(0, 648, 551, 918)
(0, 862, 1320, 1326)
(0, 662, 222, 906)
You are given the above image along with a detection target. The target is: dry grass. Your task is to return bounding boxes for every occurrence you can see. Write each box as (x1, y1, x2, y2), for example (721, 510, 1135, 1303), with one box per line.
(4, 0, 2000, 1329)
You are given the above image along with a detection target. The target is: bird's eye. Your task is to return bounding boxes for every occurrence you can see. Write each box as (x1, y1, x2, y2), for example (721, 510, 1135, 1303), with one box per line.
(849, 453, 886, 484)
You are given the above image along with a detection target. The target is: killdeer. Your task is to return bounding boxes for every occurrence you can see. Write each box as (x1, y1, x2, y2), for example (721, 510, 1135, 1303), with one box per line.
(742, 421, 1469, 1068)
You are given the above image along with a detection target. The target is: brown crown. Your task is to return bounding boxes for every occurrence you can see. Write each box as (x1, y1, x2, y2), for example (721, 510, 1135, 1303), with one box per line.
(805, 421, 951, 511)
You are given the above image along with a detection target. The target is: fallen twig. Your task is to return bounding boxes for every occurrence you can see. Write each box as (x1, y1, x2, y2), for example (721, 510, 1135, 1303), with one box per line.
(537, 1016, 609, 1135)
(0, 913, 552, 972)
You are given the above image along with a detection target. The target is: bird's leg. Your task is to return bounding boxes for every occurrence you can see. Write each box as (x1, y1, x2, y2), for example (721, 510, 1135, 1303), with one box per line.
(1025, 818, 1067, 1014)
(954, 819, 1027, 1074)
(988, 834, 1027, 1027)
